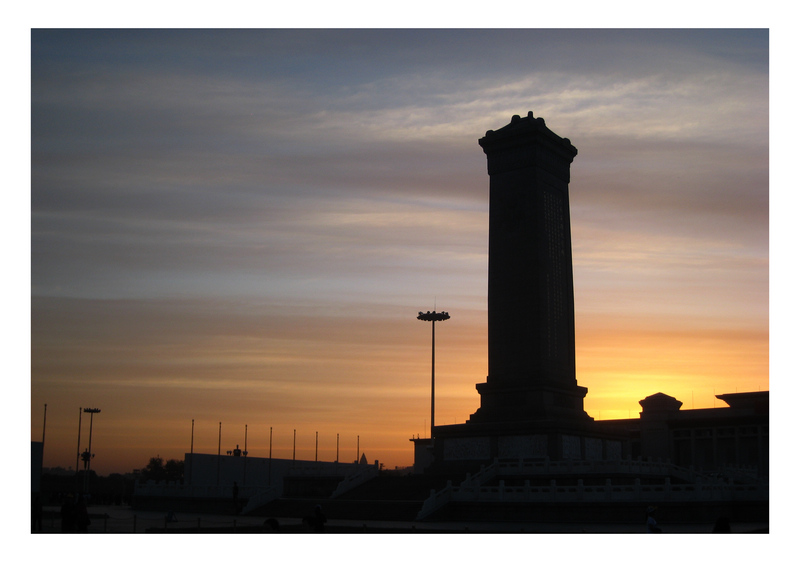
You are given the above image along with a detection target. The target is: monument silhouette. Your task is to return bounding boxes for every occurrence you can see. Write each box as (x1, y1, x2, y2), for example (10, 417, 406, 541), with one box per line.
(471, 111, 589, 424)
(431, 113, 620, 467)
(424, 113, 767, 485)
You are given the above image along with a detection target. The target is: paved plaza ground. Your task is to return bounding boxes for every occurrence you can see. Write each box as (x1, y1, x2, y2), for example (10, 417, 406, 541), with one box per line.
(33, 504, 768, 534)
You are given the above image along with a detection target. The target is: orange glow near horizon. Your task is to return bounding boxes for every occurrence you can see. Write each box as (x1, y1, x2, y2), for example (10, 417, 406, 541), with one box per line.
(31, 297, 768, 474)
(576, 322, 769, 420)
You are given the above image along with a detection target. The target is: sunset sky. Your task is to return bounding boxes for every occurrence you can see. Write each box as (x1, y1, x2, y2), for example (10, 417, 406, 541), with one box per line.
(28, 27, 771, 476)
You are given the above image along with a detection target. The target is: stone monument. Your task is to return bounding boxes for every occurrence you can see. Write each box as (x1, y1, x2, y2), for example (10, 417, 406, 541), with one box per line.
(414, 113, 765, 482)
(470, 111, 590, 424)
(428, 113, 621, 467)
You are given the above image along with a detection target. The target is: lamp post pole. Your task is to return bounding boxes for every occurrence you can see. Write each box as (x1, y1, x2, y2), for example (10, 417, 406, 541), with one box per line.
(82, 408, 101, 494)
(189, 419, 194, 484)
(417, 310, 450, 440)
(75, 407, 82, 480)
(243, 424, 248, 485)
(217, 422, 222, 486)
(269, 426, 273, 486)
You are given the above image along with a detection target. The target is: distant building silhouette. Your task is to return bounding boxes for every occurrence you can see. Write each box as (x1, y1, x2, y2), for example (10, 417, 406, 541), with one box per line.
(598, 391, 768, 479)
(135, 453, 380, 513)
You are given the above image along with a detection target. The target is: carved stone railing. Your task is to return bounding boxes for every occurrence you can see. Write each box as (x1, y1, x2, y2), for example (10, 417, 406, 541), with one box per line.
(416, 480, 454, 521)
(450, 478, 766, 503)
(415, 457, 768, 520)
(490, 456, 741, 485)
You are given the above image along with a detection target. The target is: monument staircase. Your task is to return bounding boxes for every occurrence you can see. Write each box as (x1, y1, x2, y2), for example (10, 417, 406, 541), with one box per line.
(248, 472, 453, 522)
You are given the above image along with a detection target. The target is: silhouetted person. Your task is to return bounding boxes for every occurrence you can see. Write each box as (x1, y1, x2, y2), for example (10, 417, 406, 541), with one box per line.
(32, 494, 43, 532)
(646, 506, 662, 533)
(713, 516, 731, 533)
(263, 518, 281, 533)
(305, 504, 326, 533)
(75, 494, 90, 533)
(60, 494, 75, 533)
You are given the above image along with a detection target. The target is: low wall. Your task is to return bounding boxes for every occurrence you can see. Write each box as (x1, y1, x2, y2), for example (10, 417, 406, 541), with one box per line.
(450, 479, 768, 503)
(427, 500, 769, 525)
(416, 458, 768, 520)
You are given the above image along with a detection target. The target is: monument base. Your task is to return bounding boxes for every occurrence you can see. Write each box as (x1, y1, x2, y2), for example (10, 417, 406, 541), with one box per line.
(427, 418, 629, 475)
(470, 380, 591, 424)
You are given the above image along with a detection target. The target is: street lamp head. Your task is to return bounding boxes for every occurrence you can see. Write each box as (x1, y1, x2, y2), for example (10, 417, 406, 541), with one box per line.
(83, 408, 101, 414)
(417, 310, 450, 322)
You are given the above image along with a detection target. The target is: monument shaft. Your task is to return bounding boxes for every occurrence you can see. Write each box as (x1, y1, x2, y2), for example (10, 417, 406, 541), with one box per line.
(471, 112, 588, 423)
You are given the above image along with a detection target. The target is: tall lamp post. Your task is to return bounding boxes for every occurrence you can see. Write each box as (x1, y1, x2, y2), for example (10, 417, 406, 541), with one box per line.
(82, 408, 101, 493)
(75, 407, 83, 480)
(417, 310, 450, 440)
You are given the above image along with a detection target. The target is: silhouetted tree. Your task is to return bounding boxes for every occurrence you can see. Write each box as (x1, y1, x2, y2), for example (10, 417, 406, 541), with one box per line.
(139, 457, 184, 483)
(164, 459, 184, 482)
(140, 457, 165, 483)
